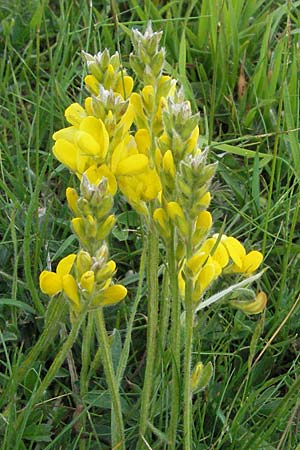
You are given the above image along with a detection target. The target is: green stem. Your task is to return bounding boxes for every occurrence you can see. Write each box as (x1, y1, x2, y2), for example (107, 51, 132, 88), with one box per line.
(183, 226, 194, 450)
(2, 296, 67, 407)
(95, 308, 125, 450)
(168, 227, 181, 449)
(15, 307, 87, 442)
(79, 313, 94, 450)
(116, 247, 146, 387)
(138, 222, 159, 449)
(80, 312, 94, 397)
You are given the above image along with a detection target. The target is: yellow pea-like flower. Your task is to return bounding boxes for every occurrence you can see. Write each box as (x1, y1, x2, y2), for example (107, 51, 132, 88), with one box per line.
(84, 164, 117, 195)
(95, 260, 116, 283)
(167, 201, 188, 236)
(39, 254, 77, 298)
(135, 129, 151, 155)
(76, 116, 109, 159)
(115, 75, 134, 99)
(80, 271, 95, 294)
(115, 154, 149, 176)
(230, 291, 267, 315)
(153, 208, 170, 240)
(65, 103, 87, 126)
(85, 74, 100, 95)
(93, 284, 127, 307)
(186, 126, 199, 153)
(142, 85, 155, 113)
(96, 214, 116, 241)
(162, 150, 176, 178)
(232, 250, 264, 275)
(62, 274, 81, 311)
(199, 192, 211, 208)
(200, 238, 229, 268)
(191, 362, 204, 390)
(76, 250, 92, 276)
(66, 187, 80, 215)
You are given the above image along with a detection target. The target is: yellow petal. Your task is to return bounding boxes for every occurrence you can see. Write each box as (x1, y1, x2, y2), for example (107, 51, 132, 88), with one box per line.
(110, 140, 129, 174)
(76, 132, 100, 156)
(39, 271, 62, 296)
(191, 362, 204, 390)
(77, 117, 109, 158)
(153, 208, 170, 239)
(96, 214, 116, 240)
(196, 211, 212, 230)
(84, 164, 117, 195)
(187, 252, 207, 276)
(201, 238, 229, 268)
(197, 262, 216, 292)
(142, 169, 161, 200)
(52, 140, 78, 172)
(135, 129, 151, 155)
(167, 201, 188, 235)
(199, 191, 211, 208)
(84, 97, 93, 115)
(178, 266, 185, 297)
(167, 202, 184, 220)
(76, 250, 92, 276)
(142, 85, 155, 112)
(186, 126, 199, 153)
(116, 75, 133, 98)
(242, 251, 263, 274)
(231, 291, 267, 315)
(62, 274, 81, 310)
(56, 254, 77, 277)
(80, 270, 95, 294)
(65, 103, 87, 126)
(96, 284, 127, 306)
(162, 150, 176, 178)
(95, 260, 116, 283)
(117, 103, 134, 135)
(130, 93, 147, 127)
(154, 147, 162, 169)
(53, 126, 77, 142)
(72, 217, 86, 242)
(66, 187, 79, 215)
(115, 154, 149, 176)
(85, 74, 100, 95)
(223, 237, 246, 268)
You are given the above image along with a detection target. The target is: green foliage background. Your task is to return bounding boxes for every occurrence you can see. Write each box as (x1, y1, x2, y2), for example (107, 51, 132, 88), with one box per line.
(0, 1, 299, 448)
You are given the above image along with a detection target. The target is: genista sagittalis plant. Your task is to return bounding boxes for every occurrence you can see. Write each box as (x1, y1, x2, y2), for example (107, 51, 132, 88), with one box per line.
(8, 22, 266, 450)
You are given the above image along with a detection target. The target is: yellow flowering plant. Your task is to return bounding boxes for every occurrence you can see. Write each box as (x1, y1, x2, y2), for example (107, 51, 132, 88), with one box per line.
(12, 22, 267, 450)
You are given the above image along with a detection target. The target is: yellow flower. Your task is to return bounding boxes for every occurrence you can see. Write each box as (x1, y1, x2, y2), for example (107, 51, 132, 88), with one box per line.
(85, 74, 100, 95)
(110, 137, 149, 177)
(230, 291, 267, 315)
(200, 234, 263, 276)
(93, 284, 127, 307)
(167, 201, 188, 235)
(65, 103, 87, 126)
(162, 150, 176, 178)
(52, 116, 109, 175)
(135, 129, 151, 155)
(115, 75, 134, 99)
(66, 187, 80, 215)
(80, 271, 95, 294)
(231, 250, 263, 275)
(39, 254, 80, 311)
(153, 208, 170, 240)
(84, 164, 117, 195)
(192, 211, 212, 246)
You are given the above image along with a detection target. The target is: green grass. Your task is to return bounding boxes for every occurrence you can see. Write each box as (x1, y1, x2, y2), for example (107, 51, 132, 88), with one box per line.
(0, 1, 299, 449)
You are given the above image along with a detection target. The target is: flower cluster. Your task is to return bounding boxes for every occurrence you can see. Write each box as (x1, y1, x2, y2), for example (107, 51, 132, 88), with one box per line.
(40, 22, 265, 317)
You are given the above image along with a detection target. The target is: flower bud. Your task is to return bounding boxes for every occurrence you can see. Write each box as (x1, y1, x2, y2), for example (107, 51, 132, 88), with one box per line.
(76, 250, 92, 277)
